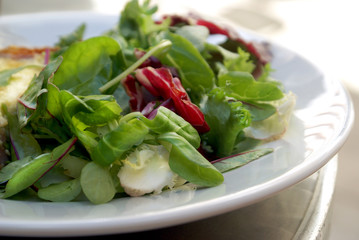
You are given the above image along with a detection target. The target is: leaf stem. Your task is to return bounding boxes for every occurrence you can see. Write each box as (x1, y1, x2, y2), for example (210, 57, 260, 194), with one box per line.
(99, 39, 172, 93)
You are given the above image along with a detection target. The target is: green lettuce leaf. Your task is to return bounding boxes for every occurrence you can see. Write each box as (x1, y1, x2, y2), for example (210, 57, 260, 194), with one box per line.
(218, 71, 283, 101)
(202, 88, 251, 157)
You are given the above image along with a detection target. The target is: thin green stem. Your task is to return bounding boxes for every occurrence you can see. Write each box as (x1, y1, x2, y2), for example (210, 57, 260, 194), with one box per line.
(99, 39, 172, 93)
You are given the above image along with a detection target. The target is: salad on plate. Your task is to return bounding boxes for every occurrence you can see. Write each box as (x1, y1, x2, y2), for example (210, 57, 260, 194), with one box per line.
(0, 0, 295, 204)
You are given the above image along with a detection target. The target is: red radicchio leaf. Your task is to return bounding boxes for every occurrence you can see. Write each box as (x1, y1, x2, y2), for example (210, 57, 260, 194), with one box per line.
(160, 14, 272, 76)
(135, 67, 210, 133)
(122, 75, 146, 111)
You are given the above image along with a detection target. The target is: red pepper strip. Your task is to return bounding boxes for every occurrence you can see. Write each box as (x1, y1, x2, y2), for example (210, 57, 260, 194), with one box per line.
(135, 67, 210, 133)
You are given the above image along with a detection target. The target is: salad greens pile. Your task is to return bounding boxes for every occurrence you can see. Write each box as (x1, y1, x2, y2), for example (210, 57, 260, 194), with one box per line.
(0, 0, 295, 204)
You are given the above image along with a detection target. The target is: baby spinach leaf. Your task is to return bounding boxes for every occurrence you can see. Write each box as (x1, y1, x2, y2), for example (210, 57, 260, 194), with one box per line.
(53, 36, 126, 95)
(175, 25, 209, 53)
(38, 178, 81, 202)
(212, 148, 273, 173)
(151, 31, 215, 103)
(80, 162, 116, 204)
(47, 82, 62, 119)
(158, 132, 223, 187)
(52, 23, 86, 59)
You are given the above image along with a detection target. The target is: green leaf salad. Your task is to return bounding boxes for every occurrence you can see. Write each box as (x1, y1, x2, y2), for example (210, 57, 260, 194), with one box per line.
(0, 0, 296, 204)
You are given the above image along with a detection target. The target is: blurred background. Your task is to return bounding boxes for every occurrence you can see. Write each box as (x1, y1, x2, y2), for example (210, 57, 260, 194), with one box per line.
(0, 0, 358, 239)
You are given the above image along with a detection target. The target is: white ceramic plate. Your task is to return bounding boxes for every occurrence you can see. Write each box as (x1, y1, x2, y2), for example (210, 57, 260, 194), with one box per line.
(0, 12, 354, 237)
